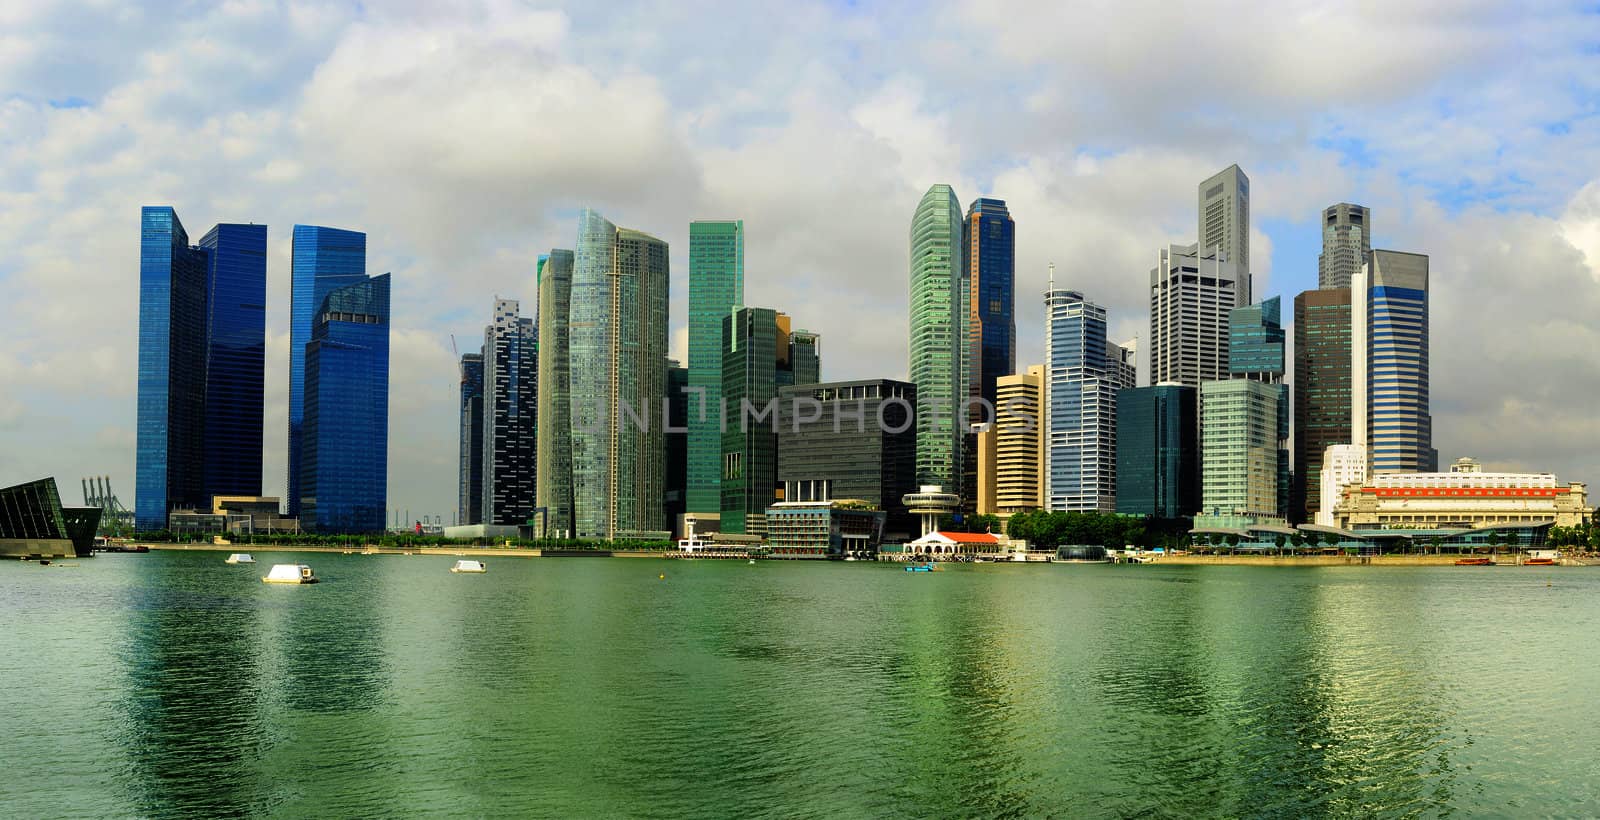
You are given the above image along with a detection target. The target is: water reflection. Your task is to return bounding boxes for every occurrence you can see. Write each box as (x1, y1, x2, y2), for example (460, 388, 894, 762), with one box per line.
(117, 554, 268, 817)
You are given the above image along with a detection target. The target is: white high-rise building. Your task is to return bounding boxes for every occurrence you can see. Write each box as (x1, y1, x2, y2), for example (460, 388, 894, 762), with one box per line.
(1148, 243, 1246, 387)
(1198, 164, 1251, 295)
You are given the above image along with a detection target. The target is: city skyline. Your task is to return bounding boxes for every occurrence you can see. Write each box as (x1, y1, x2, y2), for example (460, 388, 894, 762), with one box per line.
(6, 3, 1600, 520)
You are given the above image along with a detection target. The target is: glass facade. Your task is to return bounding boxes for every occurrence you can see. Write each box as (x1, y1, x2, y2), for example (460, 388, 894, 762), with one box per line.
(1292, 288, 1352, 523)
(778, 380, 918, 539)
(1366, 250, 1433, 473)
(198, 223, 267, 502)
(137, 207, 208, 529)
(1227, 296, 1284, 378)
(481, 299, 537, 526)
(963, 198, 1015, 406)
(1046, 290, 1133, 512)
(909, 184, 965, 493)
(458, 352, 484, 526)
(288, 224, 367, 518)
(535, 249, 576, 537)
(301, 274, 390, 532)
(1115, 385, 1198, 519)
(720, 309, 820, 534)
(570, 210, 670, 539)
(1200, 379, 1280, 518)
(686, 220, 744, 515)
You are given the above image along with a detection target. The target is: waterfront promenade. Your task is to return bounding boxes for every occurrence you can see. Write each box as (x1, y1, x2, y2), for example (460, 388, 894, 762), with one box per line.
(137, 542, 1600, 566)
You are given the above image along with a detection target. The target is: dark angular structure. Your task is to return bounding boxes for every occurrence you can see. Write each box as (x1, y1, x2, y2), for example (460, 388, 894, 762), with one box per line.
(1, 478, 100, 557)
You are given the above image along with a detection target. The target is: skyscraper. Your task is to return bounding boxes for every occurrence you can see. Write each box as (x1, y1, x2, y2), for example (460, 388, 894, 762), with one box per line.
(136, 207, 210, 530)
(136, 208, 267, 531)
(1361, 250, 1434, 474)
(1148, 243, 1246, 387)
(1318, 203, 1371, 290)
(665, 361, 689, 534)
(1045, 287, 1134, 512)
(963, 198, 1016, 406)
(481, 298, 537, 526)
(300, 273, 390, 532)
(721, 308, 820, 534)
(288, 224, 366, 518)
(909, 184, 965, 494)
(977, 365, 1045, 516)
(1198, 164, 1251, 293)
(197, 223, 267, 503)
(1291, 288, 1352, 523)
(570, 209, 670, 539)
(1199, 379, 1280, 520)
(1115, 384, 1200, 519)
(686, 220, 744, 516)
(458, 351, 484, 526)
(1226, 297, 1289, 517)
(535, 249, 575, 537)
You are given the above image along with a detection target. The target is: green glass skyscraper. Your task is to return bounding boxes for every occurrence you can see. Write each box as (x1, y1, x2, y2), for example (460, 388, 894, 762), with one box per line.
(570, 210, 670, 539)
(687, 220, 744, 516)
(720, 308, 820, 535)
(909, 184, 965, 494)
(536, 249, 575, 537)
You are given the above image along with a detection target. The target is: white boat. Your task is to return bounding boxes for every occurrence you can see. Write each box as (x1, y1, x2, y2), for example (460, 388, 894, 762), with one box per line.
(262, 563, 318, 584)
(450, 559, 487, 574)
(224, 553, 255, 565)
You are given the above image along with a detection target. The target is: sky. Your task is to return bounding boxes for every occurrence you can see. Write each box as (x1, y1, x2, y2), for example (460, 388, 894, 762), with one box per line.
(3, 0, 1600, 522)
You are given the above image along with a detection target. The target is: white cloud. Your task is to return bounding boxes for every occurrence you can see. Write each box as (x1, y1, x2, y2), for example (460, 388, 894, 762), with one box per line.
(1, 0, 1598, 521)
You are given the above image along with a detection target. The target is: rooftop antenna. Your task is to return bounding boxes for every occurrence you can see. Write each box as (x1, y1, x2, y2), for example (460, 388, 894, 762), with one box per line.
(1048, 262, 1056, 291)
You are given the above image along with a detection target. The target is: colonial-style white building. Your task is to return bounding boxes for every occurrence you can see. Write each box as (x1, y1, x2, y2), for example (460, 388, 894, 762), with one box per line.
(1333, 458, 1591, 530)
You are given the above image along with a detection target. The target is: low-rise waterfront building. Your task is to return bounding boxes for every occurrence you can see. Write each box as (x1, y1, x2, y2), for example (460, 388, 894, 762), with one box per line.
(764, 500, 886, 559)
(905, 530, 1001, 556)
(0, 478, 100, 558)
(1332, 457, 1591, 530)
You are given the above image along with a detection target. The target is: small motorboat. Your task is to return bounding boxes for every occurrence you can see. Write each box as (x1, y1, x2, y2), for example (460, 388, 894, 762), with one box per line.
(905, 562, 940, 573)
(224, 553, 255, 565)
(263, 564, 319, 584)
(1524, 557, 1557, 566)
(450, 559, 487, 573)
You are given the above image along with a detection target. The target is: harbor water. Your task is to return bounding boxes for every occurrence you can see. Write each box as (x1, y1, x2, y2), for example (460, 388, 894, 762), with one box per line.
(3, 552, 1597, 817)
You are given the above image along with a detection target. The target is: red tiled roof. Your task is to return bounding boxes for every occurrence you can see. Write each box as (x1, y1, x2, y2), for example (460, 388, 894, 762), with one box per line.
(933, 531, 999, 543)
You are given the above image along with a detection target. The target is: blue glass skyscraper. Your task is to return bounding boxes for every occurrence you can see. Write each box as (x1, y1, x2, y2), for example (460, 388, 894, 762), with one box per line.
(1363, 250, 1433, 473)
(300, 274, 390, 532)
(198, 223, 267, 501)
(288, 225, 367, 518)
(963, 198, 1015, 406)
(137, 208, 267, 531)
(136, 207, 209, 530)
(1045, 286, 1134, 512)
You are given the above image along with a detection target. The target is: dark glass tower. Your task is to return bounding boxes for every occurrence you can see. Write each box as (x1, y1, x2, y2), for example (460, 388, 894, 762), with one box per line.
(301, 274, 390, 532)
(963, 198, 1015, 406)
(481, 298, 537, 526)
(720, 308, 820, 534)
(136, 207, 210, 530)
(778, 379, 918, 539)
(1115, 385, 1199, 519)
(665, 361, 689, 533)
(1292, 288, 1352, 523)
(458, 352, 485, 526)
(288, 225, 367, 518)
(197, 223, 267, 501)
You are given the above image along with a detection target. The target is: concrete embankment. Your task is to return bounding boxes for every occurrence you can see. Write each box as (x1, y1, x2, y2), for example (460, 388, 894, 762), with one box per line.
(1157, 554, 1585, 567)
(142, 543, 670, 559)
